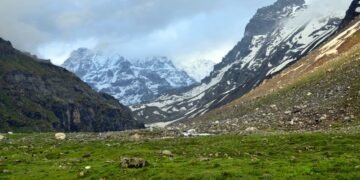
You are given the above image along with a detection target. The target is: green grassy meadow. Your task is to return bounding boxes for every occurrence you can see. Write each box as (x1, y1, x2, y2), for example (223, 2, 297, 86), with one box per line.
(1, 129, 359, 179)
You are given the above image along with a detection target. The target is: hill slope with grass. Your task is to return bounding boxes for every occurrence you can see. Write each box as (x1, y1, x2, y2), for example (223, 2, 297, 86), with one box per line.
(0, 38, 144, 132)
(171, 18, 360, 133)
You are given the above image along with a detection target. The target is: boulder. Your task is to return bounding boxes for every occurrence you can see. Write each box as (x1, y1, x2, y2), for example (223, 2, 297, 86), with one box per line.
(121, 158, 146, 168)
(161, 150, 174, 157)
(245, 127, 258, 132)
(55, 133, 66, 140)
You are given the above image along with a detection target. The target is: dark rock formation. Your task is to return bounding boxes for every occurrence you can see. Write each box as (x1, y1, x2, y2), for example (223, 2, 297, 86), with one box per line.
(339, 0, 360, 28)
(0, 38, 144, 132)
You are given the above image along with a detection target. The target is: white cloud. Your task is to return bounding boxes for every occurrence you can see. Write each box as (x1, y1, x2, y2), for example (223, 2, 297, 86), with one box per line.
(37, 38, 97, 65)
(0, 0, 290, 66)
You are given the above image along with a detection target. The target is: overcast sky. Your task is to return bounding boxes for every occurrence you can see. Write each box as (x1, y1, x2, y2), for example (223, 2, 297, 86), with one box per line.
(0, 0, 278, 65)
(0, 0, 352, 66)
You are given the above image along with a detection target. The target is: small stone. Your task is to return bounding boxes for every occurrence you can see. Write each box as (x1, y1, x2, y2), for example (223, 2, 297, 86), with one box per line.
(121, 157, 146, 168)
(85, 166, 91, 170)
(270, 104, 277, 109)
(344, 117, 351, 122)
(55, 133, 66, 140)
(161, 150, 174, 157)
(355, 165, 360, 169)
(199, 157, 210, 162)
(284, 111, 292, 115)
(7, 132, 13, 135)
(0, 135, 4, 141)
(2, 169, 10, 174)
(320, 115, 327, 121)
(307, 92, 312, 96)
(245, 127, 258, 132)
(130, 133, 141, 141)
(289, 120, 295, 125)
(79, 171, 85, 177)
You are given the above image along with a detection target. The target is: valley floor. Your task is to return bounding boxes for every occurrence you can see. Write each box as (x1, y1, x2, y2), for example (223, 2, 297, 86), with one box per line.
(1, 127, 360, 179)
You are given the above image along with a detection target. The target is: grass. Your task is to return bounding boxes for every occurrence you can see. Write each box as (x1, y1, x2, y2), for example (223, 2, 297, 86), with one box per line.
(0, 130, 359, 179)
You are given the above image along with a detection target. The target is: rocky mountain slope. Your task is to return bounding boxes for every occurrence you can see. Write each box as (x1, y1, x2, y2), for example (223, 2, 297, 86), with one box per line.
(0, 38, 144, 132)
(62, 49, 196, 105)
(170, 16, 360, 133)
(132, 0, 351, 124)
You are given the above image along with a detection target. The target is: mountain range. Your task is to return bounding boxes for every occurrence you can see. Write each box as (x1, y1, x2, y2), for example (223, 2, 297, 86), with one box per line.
(62, 49, 196, 105)
(131, 0, 352, 124)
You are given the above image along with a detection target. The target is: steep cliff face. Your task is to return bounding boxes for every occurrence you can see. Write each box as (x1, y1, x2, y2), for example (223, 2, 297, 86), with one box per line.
(131, 0, 350, 124)
(0, 38, 144, 132)
(339, 0, 360, 28)
(62, 49, 196, 105)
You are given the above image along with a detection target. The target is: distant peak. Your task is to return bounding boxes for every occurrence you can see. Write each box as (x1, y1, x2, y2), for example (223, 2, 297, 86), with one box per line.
(0, 37, 15, 55)
(70, 48, 93, 56)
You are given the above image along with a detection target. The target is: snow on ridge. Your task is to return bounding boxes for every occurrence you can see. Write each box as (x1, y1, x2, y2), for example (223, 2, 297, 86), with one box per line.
(62, 48, 196, 105)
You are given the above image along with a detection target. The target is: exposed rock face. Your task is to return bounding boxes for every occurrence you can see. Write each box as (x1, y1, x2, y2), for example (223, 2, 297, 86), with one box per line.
(132, 0, 350, 124)
(0, 38, 15, 55)
(339, 0, 360, 28)
(0, 38, 144, 132)
(62, 49, 196, 105)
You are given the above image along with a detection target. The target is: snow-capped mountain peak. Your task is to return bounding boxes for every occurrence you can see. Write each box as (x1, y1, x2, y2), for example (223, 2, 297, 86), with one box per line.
(62, 49, 196, 105)
(131, 0, 352, 124)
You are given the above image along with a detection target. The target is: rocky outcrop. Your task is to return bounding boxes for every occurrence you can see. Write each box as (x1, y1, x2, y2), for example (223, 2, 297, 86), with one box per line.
(0, 38, 144, 132)
(0, 38, 15, 55)
(339, 0, 360, 28)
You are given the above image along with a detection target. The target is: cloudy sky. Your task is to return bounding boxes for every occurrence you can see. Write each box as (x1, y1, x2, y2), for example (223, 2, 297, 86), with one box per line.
(0, 0, 279, 66)
(0, 0, 352, 67)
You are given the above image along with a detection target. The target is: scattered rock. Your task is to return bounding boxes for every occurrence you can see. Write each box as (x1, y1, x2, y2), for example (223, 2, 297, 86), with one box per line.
(199, 157, 210, 162)
(284, 111, 292, 115)
(245, 127, 258, 132)
(270, 104, 277, 109)
(2, 169, 10, 174)
(79, 171, 85, 177)
(344, 117, 352, 122)
(7, 132, 13, 135)
(0, 134, 4, 141)
(307, 92, 312, 96)
(121, 158, 146, 168)
(289, 119, 295, 125)
(320, 115, 327, 121)
(85, 166, 91, 170)
(55, 133, 66, 140)
(161, 150, 174, 157)
(130, 133, 141, 141)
